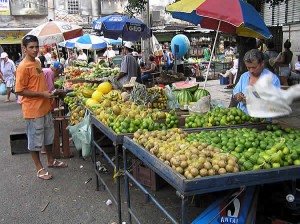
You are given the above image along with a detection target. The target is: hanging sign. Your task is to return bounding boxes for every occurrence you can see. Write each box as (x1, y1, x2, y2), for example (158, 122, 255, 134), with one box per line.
(0, 0, 10, 15)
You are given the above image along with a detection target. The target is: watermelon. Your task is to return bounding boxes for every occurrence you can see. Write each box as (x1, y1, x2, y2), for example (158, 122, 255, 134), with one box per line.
(193, 89, 210, 101)
(177, 90, 193, 105)
(173, 81, 199, 93)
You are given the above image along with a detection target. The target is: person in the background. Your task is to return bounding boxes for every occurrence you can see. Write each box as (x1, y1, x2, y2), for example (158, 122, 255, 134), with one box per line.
(38, 50, 46, 68)
(290, 55, 300, 80)
(0, 52, 16, 102)
(66, 49, 77, 67)
(220, 55, 239, 89)
(132, 51, 142, 83)
(233, 49, 280, 115)
(162, 49, 171, 72)
(225, 46, 234, 57)
(58, 52, 65, 66)
(43, 61, 64, 92)
(103, 45, 115, 67)
(116, 41, 137, 84)
(45, 47, 52, 68)
(276, 39, 293, 86)
(263, 41, 278, 74)
(50, 52, 58, 65)
(141, 54, 158, 82)
(203, 44, 211, 60)
(77, 48, 87, 62)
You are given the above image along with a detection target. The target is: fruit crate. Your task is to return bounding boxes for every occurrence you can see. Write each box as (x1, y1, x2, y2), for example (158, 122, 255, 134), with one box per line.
(132, 158, 167, 191)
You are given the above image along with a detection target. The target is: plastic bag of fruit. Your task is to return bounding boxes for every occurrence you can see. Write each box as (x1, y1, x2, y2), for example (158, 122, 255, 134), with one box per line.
(165, 85, 180, 109)
(67, 112, 92, 158)
(188, 95, 211, 114)
(246, 74, 300, 118)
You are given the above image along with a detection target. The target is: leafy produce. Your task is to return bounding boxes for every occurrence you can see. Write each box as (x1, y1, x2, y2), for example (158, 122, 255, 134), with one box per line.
(54, 79, 63, 89)
(73, 60, 88, 68)
(133, 128, 239, 178)
(185, 107, 266, 128)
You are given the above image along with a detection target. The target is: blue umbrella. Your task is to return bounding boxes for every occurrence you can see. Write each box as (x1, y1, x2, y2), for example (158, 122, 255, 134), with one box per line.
(93, 15, 152, 41)
(98, 36, 122, 45)
(65, 34, 107, 50)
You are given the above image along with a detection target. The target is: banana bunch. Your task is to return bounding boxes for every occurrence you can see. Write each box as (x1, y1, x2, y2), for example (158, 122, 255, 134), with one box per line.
(103, 90, 122, 101)
(148, 87, 168, 109)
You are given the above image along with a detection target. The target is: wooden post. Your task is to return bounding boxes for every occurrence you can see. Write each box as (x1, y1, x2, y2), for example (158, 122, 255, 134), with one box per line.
(62, 118, 70, 157)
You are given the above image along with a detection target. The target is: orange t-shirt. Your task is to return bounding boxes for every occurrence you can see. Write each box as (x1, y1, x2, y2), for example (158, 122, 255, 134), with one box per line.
(15, 58, 52, 119)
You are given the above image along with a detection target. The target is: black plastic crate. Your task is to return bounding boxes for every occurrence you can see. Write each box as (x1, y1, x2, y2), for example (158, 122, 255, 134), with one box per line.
(10, 128, 28, 155)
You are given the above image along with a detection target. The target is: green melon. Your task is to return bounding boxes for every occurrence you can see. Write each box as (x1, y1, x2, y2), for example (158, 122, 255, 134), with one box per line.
(193, 89, 210, 101)
(177, 90, 193, 105)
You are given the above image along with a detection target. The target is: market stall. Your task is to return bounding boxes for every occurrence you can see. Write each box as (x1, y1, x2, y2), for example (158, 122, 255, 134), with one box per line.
(122, 125, 300, 224)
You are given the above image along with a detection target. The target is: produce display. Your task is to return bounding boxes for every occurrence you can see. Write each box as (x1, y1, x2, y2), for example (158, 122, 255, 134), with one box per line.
(148, 87, 168, 109)
(69, 105, 85, 125)
(184, 107, 266, 128)
(186, 125, 300, 170)
(133, 128, 239, 179)
(172, 82, 210, 105)
(132, 125, 300, 179)
(54, 78, 63, 89)
(64, 61, 119, 81)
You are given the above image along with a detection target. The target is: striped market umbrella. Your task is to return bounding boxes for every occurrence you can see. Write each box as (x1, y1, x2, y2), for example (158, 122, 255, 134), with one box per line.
(26, 21, 83, 46)
(166, 0, 271, 39)
(166, 0, 272, 88)
(65, 34, 107, 50)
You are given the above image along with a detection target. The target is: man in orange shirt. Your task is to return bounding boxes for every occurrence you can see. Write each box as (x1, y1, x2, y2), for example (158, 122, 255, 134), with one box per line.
(15, 35, 67, 180)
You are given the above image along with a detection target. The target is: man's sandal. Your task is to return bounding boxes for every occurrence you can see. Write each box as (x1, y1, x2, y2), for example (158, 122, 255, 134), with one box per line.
(48, 159, 68, 168)
(37, 168, 52, 180)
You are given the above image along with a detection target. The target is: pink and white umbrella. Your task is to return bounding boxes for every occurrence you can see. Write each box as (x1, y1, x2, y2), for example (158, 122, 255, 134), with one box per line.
(26, 21, 83, 46)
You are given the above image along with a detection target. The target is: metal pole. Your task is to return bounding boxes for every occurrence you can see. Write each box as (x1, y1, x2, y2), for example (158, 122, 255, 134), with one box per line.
(203, 20, 221, 90)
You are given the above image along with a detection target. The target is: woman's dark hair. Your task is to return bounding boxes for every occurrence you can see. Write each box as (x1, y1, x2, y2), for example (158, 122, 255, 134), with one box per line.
(284, 40, 291, 49)
(149, 55, 155, 62)
(140, 61, 145, 67)
(22, 35, 39, 47)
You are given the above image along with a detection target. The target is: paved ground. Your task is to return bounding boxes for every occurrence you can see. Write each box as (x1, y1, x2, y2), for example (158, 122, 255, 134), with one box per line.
(0, 80, 299, 224)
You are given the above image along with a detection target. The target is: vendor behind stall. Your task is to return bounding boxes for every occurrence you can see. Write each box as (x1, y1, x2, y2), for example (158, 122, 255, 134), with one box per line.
(116, 41, 137, 84)
(233, 49, 280, 115)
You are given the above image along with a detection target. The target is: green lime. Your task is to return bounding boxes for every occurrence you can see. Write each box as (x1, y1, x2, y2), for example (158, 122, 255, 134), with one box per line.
(272, 163, 281, 168)
(294, 160, 300, 165)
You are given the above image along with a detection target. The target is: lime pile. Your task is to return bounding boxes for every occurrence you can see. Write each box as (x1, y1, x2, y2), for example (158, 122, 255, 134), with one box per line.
(184, 107, 266, 128)
(186, 125, 300, 171)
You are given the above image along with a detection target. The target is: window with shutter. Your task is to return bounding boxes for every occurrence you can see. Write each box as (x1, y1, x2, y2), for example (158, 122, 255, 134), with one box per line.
(68, 0, 79, 14)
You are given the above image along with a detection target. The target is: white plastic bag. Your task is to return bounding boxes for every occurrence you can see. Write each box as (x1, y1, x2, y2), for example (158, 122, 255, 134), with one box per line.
(246, 74, 300, 118)
(188, 95, 211, 114)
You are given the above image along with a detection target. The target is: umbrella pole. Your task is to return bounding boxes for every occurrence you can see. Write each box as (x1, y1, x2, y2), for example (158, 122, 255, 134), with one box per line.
(203, 20, 221, 90)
